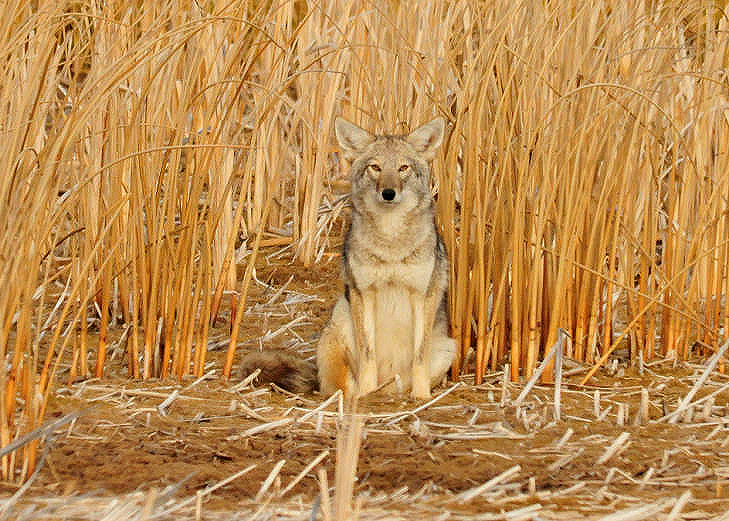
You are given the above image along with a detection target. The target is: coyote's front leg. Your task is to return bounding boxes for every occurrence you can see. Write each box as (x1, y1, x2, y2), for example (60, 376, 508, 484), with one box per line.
(349, 286, 378, 396)
(411, 289, 438, 399)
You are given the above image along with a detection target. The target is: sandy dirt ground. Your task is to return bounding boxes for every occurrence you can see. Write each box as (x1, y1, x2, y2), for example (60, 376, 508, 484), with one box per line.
(3, 251, 729, 520)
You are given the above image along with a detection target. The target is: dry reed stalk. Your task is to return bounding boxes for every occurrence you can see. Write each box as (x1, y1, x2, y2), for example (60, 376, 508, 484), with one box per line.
(280, 449, 329, 497)
(456, 464, 522, 503)
(318, 468, 333, 521)
(194, 231, 213, 377)
(333, 407, 363, 521)
(95, 263, 111, 378)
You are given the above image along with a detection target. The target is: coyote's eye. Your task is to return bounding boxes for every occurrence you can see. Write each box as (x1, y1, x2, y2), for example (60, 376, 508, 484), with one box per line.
(368, 164, 381, 172)
(398, 165, 409, 172)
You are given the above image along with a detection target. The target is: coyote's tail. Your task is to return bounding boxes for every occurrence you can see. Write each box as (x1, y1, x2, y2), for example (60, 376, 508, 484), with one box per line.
(238, 350, 318, 393)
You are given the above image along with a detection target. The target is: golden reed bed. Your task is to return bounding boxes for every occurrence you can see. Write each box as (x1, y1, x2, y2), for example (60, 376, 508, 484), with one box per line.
(1, 0, 728, 492)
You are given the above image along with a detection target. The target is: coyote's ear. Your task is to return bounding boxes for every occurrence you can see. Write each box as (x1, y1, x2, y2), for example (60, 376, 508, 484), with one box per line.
(406, 117, 445, 160)
(335, 117, 376, 159)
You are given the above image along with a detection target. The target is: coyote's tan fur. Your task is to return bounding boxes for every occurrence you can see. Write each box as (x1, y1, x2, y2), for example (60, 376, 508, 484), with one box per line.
(239, 117, 456, 399)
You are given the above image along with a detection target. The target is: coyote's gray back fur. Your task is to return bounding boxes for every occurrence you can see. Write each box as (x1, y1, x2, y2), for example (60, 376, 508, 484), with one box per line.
(315, 117, 457, 399)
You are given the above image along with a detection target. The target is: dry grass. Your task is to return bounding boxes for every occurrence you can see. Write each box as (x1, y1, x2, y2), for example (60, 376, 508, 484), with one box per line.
(1, 0, 728, 485)
(5, 363, 729, 520)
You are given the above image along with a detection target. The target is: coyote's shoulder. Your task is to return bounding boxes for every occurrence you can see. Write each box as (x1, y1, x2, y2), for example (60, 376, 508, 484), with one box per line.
(240, 116, 456, 400)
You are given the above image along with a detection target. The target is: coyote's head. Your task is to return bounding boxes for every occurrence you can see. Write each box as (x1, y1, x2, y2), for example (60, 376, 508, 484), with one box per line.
(334, 117, 445, 213)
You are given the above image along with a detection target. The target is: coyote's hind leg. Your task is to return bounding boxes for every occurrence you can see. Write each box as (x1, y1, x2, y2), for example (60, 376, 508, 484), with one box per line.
(317, 297, 356, 396)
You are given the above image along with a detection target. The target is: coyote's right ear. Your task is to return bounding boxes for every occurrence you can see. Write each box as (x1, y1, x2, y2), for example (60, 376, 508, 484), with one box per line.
(406, 117, 445, 161)
(335, 117, 376, 159)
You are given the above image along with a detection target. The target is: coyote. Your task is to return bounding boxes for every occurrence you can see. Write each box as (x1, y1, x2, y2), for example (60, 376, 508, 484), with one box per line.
(239, 117, 456, 399)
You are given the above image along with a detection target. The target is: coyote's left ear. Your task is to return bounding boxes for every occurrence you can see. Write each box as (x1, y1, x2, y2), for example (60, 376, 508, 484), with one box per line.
(406, 117, 445, 160)
(335, 117, 376, 160)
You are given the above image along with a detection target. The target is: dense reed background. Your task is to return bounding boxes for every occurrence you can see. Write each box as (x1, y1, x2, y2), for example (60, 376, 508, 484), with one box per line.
(1, 0, 728, 482)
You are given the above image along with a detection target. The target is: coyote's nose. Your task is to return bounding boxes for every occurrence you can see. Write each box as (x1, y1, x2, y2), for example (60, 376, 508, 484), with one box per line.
(381, 188, 396, 201)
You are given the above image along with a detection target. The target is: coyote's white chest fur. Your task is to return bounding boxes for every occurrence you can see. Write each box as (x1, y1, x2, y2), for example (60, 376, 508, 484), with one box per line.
(373, 284, 415, 388)
(355, 243, 436, 388)
(315, 116, 457, 399)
